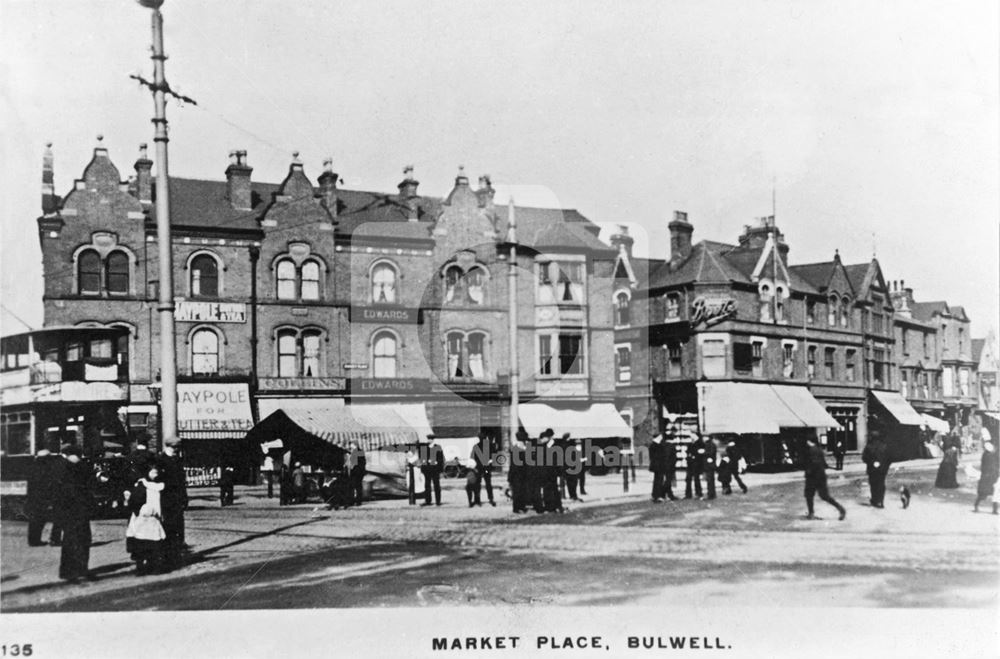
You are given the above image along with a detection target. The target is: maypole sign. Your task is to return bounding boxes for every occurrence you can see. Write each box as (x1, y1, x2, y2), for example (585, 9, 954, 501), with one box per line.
(177, 383, 253, 432)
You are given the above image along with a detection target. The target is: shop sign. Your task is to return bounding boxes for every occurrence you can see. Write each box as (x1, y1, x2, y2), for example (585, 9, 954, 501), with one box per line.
(691, 296, 737, 327)
(177, 383, 253, 432)
(258, 377, 347, 392)
(349, 306, 421, 324)
(351, 378, 429, 394)
(175, 301, 247, 323)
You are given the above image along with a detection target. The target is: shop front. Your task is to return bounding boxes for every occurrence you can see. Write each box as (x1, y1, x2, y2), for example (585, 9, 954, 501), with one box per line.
(867, 390, 924, 461)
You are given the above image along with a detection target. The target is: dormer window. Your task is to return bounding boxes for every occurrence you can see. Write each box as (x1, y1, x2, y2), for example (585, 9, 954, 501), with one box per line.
(828, 296, 838, 326)
(665, 294, 680, 321)
(839, 296, 850, 328)
(444, 265, 486, 305)
(759, 284, 773, 322)
(277, 258, 323, 301)
(775, 285, 785, 322)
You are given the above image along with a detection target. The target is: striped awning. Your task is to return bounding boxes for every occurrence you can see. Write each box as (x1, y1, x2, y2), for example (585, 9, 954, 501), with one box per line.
(254, 398, 430, 451)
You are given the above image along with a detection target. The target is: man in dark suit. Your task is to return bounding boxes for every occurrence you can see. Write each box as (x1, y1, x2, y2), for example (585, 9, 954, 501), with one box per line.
(421, 435, 444, 506)
(471, 432, 496, 507)
(348, 442, 367, 506)
(562, 433, 582, 502)
(719, 440, 749, 495)
(648, 433, 670, 502)
(702, 436, 718, 500)
(157, 438, 187, 570)
(26, 449, 64, 547)
(529, 430, 554, 513)
(862, 433, 891, 508)
(508, 433, 530, 513)
(53, 445, 96, 582)
(126, 442, 153, 486)
(684, 435, 705, 499)
(803, 435, 846, 520)
(831, 437, 846, 471)
(540, 431, 565, 513)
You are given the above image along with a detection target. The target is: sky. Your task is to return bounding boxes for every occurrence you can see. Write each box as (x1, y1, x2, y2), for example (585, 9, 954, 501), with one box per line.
(1, 0, 997, 338)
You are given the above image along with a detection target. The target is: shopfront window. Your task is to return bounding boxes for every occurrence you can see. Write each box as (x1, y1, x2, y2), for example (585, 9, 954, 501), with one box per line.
(702, 339, 726, 378)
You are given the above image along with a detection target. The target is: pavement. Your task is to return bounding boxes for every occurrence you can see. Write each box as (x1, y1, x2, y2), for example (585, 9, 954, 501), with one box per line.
(2, 455, 997, 611)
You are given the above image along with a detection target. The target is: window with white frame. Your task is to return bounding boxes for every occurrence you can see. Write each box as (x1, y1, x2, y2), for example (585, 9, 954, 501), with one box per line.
(466, 267, 486, 305)
(667, 343, 682, 378)
(447, 331, 464, 378)
(827, 296, 837, 326)
(190, 254, 219, 298)
(78, 250, 102, 295)
(78, 249, 132, 296)
(537, 261, 584, 305)
(845, 349, 856, 383)
(277, 260, 297, 300)
(872, 348, 885, 386)
(665, 294, 680, 321)
(444, 266, 463, 304)
(807, 345, 817, 378)
(759, 284, 773, 322)
(901, 370, 909, 398)
(782, 342, 795, 378)
(372, 263, 398, 304)
(537, 332, 585, 376)
(467, 332, 486, 378)
(824, 347, 836, 380)
(301, 261, 320, 301)
(614, 292, 631, 326)
(806, 300, 816, 324)
(702, 339, 726, 378)
(960, 368, 970, 396)
(191, 328, 220, 375)
(276, 328, 323, 377)
(840, 296, 850, 328)
(559, 334, 584, 374)
(372, 331, 398, 378)
(751, 340, 764, 377)
(277, 259, 322, 301)
(615, 345, 631, 383)
(107, 252, 130, 295)
(538, 335, 553, 375)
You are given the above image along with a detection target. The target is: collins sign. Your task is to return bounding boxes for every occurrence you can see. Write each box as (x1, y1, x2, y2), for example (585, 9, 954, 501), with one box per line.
(691, 296, 737, 327)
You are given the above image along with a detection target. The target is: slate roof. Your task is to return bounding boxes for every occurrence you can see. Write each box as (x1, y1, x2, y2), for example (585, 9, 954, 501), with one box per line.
(788, 261, 835, 291)
(843, 263, 870, 294)
(910, 301, 950, 322)
(972, 338, 985, 363)
(146, 176, 603, 248)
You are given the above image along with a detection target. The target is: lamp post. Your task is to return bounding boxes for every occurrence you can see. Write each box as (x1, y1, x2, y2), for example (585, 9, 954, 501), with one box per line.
(506, 199, 519, 454)
(137, 0, 178, 444)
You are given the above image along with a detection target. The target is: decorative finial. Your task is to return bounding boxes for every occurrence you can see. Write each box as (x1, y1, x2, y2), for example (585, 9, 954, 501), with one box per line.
(139, 143, 148, 159)
(96, 134, 104, 144)
(323, 158, 333, 173)
(403, 164, 414, 180)
(458, 164, 465, 176)
(292, 151, 301, 164)
(45, 141, 53, 149)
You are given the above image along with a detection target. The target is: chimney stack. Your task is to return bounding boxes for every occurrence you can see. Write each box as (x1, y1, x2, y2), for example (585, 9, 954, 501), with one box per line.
(134, 143, 153, 204)
(41, 142, 57, 214)
(476, 174, 495, 208)
(225, 149, 253, 210)
(610, 225, 634, 258)
(317, 158, 339, 217)
(397, 165, 420, 221)
(668, 211, 693, 270)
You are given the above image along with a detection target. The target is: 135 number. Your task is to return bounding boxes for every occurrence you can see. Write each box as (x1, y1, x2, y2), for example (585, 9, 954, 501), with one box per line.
(1, 645, 33, 656)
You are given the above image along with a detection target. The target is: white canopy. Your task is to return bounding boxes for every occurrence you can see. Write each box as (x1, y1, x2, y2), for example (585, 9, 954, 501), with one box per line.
(921, 414, 950, 434)
(518, 403, 632, 439)
(697, 382, 841, 435)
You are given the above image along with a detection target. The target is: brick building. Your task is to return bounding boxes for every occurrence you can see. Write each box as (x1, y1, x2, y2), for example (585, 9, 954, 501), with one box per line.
(36, 141, 627, 468)
(613, 212, 931, 463)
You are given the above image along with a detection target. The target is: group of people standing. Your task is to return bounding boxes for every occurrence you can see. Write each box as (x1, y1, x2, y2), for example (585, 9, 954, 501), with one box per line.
(122, 440, 188, 575)
(24, 439, 188, 582)
(507, 429, 584, 514)
(648, 433, 748, 503)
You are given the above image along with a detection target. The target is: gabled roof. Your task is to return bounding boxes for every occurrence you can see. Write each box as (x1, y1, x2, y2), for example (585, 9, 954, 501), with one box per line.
(789, 261, 835, 291)
(972, 338, 986, 363)
(843, 263, 870, 295)
(497, 205, 614, 254)
(911, 301, 950, 322)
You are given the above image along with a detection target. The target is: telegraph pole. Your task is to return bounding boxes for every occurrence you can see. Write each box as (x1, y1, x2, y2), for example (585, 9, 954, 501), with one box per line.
(507, 199, 519, 452)
(138, 0, 178, 443)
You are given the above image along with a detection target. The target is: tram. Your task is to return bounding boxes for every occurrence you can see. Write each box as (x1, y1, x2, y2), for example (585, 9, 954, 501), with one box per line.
(1, 326, 132, 516)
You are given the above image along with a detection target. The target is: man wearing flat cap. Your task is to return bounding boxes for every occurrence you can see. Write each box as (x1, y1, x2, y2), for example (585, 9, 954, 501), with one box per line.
(421, 435, 444, 506)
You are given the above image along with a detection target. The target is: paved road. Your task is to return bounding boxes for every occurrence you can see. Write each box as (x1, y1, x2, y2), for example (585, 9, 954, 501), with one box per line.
(2, 461, 997, 611)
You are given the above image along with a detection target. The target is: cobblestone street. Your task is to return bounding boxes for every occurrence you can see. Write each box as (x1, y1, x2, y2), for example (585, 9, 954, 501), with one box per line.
(3, 459, 997, 611)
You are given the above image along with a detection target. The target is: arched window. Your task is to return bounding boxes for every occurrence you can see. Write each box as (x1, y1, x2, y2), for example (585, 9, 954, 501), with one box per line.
(466, 267, 485, 305)
(447, 331, 464, 377)
(614, 292, 631, 326)
(759, 284, 773, 322)
(191, 329, 219, 374)
(828, 296, 838, 326)
(190, 254, 219, 298)
(372, 263, 397, 304)
(301, 261, 320, 301)
(276, 260, 297, 300)
(840, 296, 850, 328)
(467, 332, 486, 379)
(372, 331, 397, 378)
(775, 285, 785, 322)
(277, 329, 298, 377)
(78, 250, 102, 295)
(106, 251, 130, 295)
(444, 266, 463, 303)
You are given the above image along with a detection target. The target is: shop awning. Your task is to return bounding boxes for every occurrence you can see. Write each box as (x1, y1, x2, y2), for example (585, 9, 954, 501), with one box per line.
(697, 382, 841, 435)
(921, 414, 950, 434)
(252, 398, 428, 451)
(983, 412, 1000, 423)
(870, 390, 924, 426)
(518, 403, 631, 439)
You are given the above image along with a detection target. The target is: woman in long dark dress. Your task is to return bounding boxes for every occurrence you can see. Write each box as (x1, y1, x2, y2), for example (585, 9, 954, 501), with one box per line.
(934, 445, 959, 489)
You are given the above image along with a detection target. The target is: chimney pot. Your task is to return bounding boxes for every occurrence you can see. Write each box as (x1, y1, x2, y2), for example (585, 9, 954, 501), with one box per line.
(398, 165, 420, 220)
(134, 142, 154, 204)
(668, 210, 694, 270)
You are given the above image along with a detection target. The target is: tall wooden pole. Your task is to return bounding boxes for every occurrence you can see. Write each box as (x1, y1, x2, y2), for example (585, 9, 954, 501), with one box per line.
(507, 199, 519, 451)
